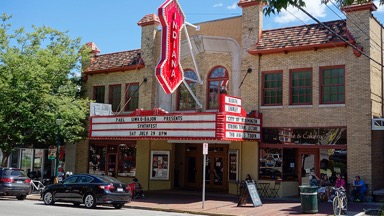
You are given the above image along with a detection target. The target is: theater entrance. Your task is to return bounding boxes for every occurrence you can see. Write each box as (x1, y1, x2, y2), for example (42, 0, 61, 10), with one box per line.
(184, 144, 228, 190)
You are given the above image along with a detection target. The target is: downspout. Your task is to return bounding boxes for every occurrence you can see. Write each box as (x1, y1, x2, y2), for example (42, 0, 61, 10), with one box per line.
(258, 54, 262, 112)
(380, 27, 384, 118)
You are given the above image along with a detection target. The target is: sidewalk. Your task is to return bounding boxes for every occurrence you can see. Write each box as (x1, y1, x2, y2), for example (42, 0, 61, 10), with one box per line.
(29, 190, 383, 216)
(126, 190, 382, 216)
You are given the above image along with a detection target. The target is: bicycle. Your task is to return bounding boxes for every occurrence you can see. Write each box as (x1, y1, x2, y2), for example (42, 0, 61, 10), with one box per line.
(332, 187, 347, 215)
(30, 179, 45, 194)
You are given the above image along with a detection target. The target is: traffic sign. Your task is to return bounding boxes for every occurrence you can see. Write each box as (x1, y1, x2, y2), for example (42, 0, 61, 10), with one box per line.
(203, 143, 208, 155)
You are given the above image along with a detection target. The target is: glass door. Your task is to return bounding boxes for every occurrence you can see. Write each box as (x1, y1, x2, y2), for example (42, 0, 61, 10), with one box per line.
(298, 149, 320, 185)
(107, 154, 117, 177)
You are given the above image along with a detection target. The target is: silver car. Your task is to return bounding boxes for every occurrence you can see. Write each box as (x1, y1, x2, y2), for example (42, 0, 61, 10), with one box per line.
(0, 167, 31, 200)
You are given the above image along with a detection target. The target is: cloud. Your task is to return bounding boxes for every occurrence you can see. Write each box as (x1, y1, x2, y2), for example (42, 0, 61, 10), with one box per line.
(213, 3, 223, 8)
(273, 0, 327, 24)
(374, 0, 384, 12)
(227, 2, 237, 10)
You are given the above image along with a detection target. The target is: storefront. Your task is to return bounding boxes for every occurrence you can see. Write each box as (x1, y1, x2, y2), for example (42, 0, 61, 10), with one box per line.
(258, 128, 347, 196)
(87, 94, 262, 192)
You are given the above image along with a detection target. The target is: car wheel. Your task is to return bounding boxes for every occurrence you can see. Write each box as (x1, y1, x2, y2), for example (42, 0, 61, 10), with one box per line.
(43, 192, 55, 205)
(16, 195, 26, 200)
(113, 204, 124, 209)
(84, 193, 96, 209)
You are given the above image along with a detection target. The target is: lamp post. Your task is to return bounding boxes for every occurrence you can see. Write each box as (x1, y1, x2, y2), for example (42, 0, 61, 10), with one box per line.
(55, 116, 62, 183)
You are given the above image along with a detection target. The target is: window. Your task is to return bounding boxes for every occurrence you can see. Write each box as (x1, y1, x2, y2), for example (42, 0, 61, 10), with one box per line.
(320, 66, 345, 104)
(262, 71, 282, 106)
(207, 67, 228, 109)
(109, 85, 121, 112)
(125, 83, 139, 112)
(259, 148, 283, 180)
(118, 144, 136, 177)
(89, 143, 137, 177)
(290, 69, 312, 105)
(93, 86, 105, 103)
(177, 70, 197, 110)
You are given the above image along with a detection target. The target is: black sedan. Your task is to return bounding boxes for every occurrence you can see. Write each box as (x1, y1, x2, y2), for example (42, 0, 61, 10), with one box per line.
(42, 173, 132, 209)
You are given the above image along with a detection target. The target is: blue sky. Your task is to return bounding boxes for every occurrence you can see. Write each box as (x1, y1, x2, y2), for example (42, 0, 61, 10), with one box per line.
(1, 0, 384, 54)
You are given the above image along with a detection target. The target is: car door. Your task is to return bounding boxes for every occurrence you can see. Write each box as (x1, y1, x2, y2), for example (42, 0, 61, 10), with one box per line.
(57, 176, 78, 201)
(71, 176, 94, 202)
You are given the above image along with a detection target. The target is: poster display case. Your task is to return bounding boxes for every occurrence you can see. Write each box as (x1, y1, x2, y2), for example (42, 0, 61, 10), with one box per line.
(150, 150, 170, 180)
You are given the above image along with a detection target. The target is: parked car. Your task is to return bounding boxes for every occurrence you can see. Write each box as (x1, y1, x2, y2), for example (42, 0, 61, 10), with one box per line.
(0, 167, 31, 200)
(42, 173, 132, 209)
(260, 154, 282, 167)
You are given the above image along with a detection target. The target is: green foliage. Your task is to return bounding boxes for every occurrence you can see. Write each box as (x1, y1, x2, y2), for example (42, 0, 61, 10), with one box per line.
(0, 14, 90, 166)
(262, 0, 384, 16)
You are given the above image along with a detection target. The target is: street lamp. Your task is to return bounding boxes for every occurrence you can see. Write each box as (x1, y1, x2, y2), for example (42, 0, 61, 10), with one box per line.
(55, 115, 62, 183)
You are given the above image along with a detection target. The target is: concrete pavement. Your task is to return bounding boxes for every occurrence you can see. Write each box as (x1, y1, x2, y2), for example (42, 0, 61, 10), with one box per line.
(28, 190, 383, 215)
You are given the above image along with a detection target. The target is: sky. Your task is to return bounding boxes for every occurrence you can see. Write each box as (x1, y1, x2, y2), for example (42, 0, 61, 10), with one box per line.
(1, 0, 384, 54)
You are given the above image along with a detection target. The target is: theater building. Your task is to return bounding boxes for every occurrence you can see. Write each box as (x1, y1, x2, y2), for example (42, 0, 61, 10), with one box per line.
(75, 0, 384, 197)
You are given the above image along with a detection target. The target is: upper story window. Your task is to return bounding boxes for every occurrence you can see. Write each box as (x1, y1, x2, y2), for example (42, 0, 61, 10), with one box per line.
(290, 69, 312, 105)
(320, 66, 345, 104)
(262, 71, 282, 106)
(177, 70, 197, 110)
(93, 86, 105, 103)
(207, 66, 228, 110)
(125, 83, 139, 112)
(109, 84, 121, 112)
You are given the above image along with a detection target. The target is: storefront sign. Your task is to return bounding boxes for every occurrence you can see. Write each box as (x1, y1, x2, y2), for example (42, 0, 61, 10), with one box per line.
(156, 0, 185, 94)
(91, 113, 217, 139)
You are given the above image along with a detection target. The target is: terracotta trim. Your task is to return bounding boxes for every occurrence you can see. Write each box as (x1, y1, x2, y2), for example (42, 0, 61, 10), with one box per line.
(138, 20, 160, 27)
(341, 2, 377, 13)
(84, 64, 145, 75)
(248, 41, 349, 55)
(237, 0, 263, 8)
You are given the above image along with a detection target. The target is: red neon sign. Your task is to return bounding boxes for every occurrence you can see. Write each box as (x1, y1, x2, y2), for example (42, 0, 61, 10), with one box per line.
(156, 0, 185, 94)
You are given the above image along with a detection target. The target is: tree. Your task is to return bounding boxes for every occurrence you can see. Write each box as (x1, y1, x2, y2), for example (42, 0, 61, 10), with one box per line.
(263, 0, 384, 16)
(0, 14, 90, 166)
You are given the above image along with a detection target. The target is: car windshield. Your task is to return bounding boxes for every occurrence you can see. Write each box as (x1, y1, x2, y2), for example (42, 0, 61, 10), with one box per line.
(97, 175, 122, 183)
(2, 169, 26, 177)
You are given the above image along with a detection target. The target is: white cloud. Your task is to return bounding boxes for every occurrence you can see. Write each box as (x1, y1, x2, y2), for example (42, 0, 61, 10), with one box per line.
(273, 0, 327, 24)
(227, 2, 237, 10)
(213, 3, 223, 8)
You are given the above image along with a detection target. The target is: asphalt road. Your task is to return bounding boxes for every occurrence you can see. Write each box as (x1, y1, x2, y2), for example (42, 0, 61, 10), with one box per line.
(0, 197, 206, 216)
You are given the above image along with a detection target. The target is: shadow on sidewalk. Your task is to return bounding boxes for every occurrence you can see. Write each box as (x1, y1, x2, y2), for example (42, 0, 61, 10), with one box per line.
(129, 189, 383, 216)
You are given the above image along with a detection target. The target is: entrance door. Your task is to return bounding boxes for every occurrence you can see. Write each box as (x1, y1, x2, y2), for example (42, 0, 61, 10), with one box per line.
(184, 144, 228, 190)
(204, 155, 225, 188)
(298, 149, 320, 185)
(106, 154, 117, 177)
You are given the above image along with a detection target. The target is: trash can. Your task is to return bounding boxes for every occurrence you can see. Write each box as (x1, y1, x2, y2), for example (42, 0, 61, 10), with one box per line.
(299, 185, 318, 213)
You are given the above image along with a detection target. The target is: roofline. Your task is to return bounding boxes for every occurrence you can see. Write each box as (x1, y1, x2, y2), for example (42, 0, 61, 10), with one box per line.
(84, 64, 145, 75)
(92, 49, 141, 57)
(248, 41, 350, 55)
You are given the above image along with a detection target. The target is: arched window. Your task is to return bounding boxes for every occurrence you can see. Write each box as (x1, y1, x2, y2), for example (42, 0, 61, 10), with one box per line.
(207, 67, 229, 110)
(177, 70, 197, 110)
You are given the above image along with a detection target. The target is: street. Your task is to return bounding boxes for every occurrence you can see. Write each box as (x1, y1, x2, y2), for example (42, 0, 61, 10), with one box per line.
(0, 197, 206, 216)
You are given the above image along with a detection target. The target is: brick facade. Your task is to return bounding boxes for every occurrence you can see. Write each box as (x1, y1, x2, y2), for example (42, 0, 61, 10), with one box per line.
(78, 0, 384, 195)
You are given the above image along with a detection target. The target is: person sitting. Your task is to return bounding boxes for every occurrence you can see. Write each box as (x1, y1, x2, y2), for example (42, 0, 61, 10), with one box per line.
(318, 174, 331, 202)
(309, 174, 320, 186)
(351, 176, 367, 202)
(329, 173, 346, 202)
(245, 174, 253, 182)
